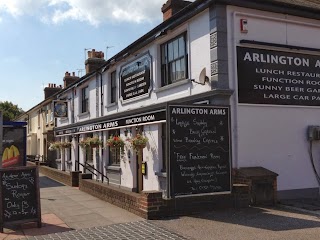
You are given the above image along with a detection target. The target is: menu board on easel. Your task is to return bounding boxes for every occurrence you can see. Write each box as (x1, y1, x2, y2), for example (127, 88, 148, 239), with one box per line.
(168, 105, 231, 197)
(0, 166, 41, 232)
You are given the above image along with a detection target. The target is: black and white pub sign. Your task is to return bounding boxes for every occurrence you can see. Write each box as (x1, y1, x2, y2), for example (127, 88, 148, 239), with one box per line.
(120, 52, 152, 102)
(237, 46, 320, 106)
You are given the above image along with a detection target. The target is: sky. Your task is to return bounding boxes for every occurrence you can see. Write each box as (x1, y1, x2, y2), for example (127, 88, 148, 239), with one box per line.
(0, 0, 169, 111)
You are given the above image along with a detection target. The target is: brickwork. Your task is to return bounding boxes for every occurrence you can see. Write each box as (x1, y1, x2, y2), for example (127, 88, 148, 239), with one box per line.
(32, 163, 249, 219)
(233, 184, 250, 208)
(233, 167, 278, 206)
(39, 166, 72, 186)
(79, 178, 144, 218)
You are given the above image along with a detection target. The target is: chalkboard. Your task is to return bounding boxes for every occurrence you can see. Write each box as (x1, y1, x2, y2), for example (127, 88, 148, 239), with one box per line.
(0, 166, 41, 232)
(168, 105, 231, 197)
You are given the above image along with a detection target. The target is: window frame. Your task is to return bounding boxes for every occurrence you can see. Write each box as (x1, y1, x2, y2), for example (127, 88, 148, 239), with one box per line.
(110, 71, 117, 104)
(160, 32, 188, 86)
(81, 86, 89, 113)
(108, 130, 120, 166)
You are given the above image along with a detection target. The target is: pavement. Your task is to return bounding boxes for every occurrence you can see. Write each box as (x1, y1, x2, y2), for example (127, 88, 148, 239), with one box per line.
(2, 174, 320, 240)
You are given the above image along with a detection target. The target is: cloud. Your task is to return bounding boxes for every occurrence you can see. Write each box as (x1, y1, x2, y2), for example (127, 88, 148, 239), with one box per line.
(0, 0, 44, 17)
(0, 0, 169, 26)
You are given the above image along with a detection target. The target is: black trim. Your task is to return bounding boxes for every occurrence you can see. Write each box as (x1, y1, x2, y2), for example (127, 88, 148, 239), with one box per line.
(240, 40, 320, 52)
(217, 0, 320, 21)
(55, 89, 233, 133)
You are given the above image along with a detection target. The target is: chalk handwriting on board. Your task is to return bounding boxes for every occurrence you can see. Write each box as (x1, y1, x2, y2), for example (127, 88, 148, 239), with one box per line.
(0, 167, 41, 229)
(169, 105, 231, 197)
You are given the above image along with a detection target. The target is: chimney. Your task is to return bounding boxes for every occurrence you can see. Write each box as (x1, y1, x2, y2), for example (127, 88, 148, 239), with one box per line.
(44, 83, 62, 99)
(85, 49, 106, 74)
(161, 0, 191, 21)
(63, 71, 80, 88)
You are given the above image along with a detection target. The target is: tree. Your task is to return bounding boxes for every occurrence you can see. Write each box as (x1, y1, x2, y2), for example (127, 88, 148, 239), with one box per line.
(0, 101, 24, 121)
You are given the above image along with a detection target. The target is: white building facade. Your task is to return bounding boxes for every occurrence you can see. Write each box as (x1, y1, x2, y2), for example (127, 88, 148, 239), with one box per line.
(54, 0, 320, 199)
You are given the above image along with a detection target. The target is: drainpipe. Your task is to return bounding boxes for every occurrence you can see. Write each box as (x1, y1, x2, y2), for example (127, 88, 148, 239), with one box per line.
(97, 71, 103, 117)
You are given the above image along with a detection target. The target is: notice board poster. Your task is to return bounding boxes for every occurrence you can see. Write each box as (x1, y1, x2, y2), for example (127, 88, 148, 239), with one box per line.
(237, 46, 320, 106)
(2, 127, 26, 168)
(168, 105, 231, 197)
(0, 166, 41, 232)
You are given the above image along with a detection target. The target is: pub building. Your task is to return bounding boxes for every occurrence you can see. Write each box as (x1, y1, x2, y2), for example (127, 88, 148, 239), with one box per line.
(54, 0, 320, 202)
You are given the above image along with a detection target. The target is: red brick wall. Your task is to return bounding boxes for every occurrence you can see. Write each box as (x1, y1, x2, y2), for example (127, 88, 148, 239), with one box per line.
(31, 163, 249, 219)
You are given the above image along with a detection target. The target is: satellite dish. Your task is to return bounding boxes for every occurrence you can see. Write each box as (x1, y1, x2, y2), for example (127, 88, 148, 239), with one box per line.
(199, 67, 209, 84)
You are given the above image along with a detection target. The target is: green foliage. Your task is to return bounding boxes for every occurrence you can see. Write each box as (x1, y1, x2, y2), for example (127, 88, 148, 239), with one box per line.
(0, 101, 24, 121)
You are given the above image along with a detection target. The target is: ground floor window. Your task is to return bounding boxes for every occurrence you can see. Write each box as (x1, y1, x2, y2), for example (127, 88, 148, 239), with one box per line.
(85, 133, 94, 163)
(108, 130, 120, 166)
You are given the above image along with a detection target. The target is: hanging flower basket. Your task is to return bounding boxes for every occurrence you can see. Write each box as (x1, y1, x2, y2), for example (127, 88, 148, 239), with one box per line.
(129, 134, 148, 152)
(106, 135, 125, 154)
(79, 137, 103, 149)
(48, 141, 62, 151)
(61, 142, 72, 148)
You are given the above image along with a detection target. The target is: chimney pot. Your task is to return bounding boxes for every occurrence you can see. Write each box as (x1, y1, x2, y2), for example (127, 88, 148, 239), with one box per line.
(162, 0, 191, 21)
(85, 49, 106, 74)
(72, 72, 75, 76)
(65, 71, 69, 76)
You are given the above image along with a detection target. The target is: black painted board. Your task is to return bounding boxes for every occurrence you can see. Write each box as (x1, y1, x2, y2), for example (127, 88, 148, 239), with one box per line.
(168, 105, 231, 197)
(237, 46, 320, 106)
(120, 53, 152, 102)
(0, 166, 41, 232)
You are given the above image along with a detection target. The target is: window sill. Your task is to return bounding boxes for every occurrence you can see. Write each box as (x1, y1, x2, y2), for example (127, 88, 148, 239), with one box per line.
(105, 165, 121, 173)
(59, 117, 69, 123)
(105, 102, 117, 108)
(155, 172, 167, 178)
(154, 79, 191, 93)
(78, 111, 90, 118)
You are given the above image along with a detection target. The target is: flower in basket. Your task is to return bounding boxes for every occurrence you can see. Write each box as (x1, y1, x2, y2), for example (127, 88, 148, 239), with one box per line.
(106, 135, 125, 153)
(61, 141, 72, 148)
(79, 137, 103, 149)
(130, 134, 148, 151)
(48, 141, 62, 151)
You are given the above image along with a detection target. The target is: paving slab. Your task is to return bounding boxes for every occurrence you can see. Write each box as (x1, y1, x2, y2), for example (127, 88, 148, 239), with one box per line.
(0, 174, 143, 239)
(18, 221, 190, 240)
(154, 207, 320, 240)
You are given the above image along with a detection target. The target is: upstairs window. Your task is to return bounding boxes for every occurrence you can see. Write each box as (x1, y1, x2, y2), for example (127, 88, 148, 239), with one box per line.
(110, 71, 117, 104)
(161, 33, 188, 86)
(81, 86, 89, 113)
(37, 111, 41, 128)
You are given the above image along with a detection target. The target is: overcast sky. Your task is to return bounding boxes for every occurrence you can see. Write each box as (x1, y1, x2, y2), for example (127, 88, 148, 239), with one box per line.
(0, 0, 170, 111)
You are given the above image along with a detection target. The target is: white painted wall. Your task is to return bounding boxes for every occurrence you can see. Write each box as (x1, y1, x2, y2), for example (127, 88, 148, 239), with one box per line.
(227, 6, 320, 192)
(54, 10, 212, 191)
(102, 10, 211, 117)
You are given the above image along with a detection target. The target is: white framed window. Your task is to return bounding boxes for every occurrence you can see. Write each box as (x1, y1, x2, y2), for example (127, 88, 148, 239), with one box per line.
(81, 86, 89, 113)
(161, 33, 188, 86)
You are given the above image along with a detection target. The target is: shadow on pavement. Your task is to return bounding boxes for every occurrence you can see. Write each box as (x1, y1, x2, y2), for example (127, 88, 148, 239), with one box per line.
(279, 198, 320, 211)
(39, 176, 65, 189)
(189, 207, 320, 231)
